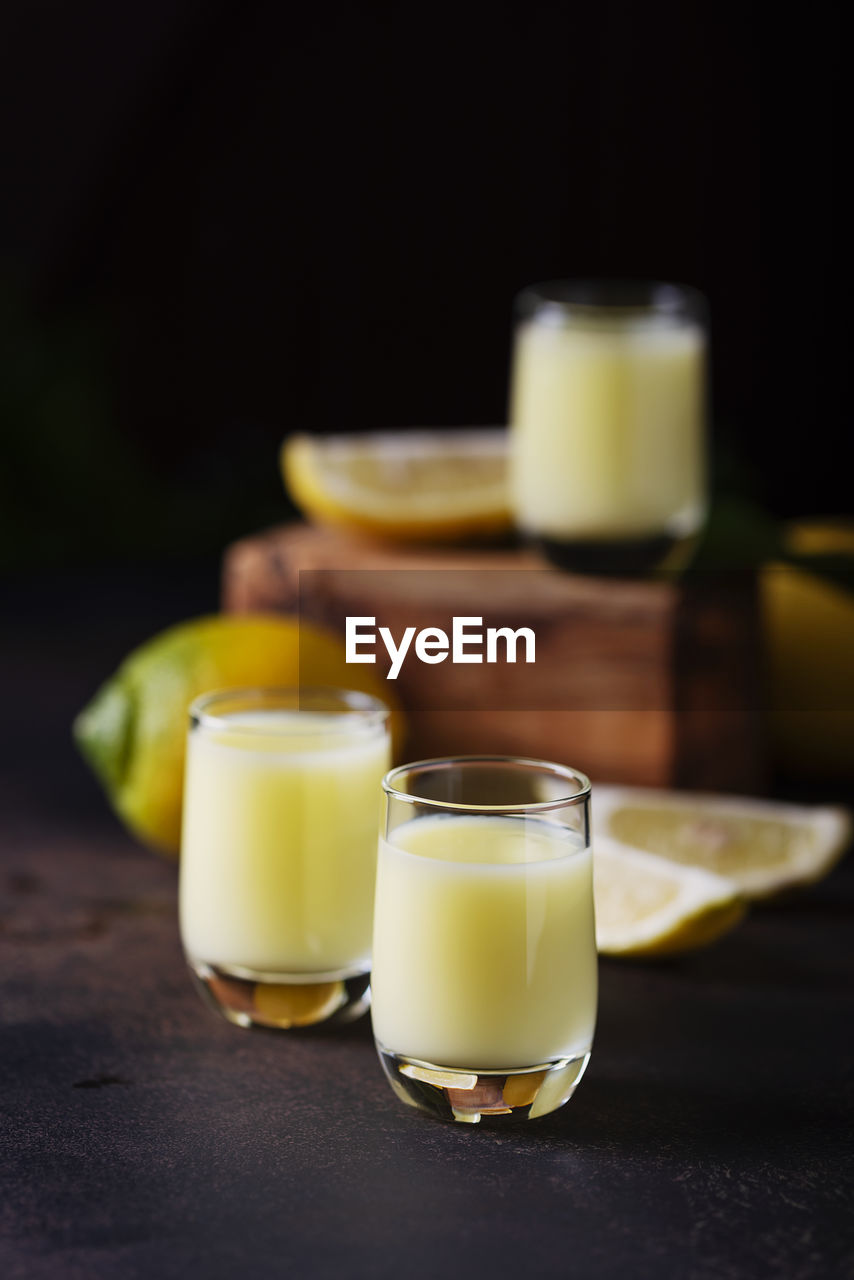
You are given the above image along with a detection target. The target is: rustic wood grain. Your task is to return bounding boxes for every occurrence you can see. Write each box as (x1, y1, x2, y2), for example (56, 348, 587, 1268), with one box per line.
(222, 524, 765, 790)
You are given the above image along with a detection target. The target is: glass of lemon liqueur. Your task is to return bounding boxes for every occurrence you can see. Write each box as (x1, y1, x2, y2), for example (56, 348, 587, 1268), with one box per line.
(509, 280, 707, 575)
(372, 757, 596, 1124)
(179, 688, 391, 1029)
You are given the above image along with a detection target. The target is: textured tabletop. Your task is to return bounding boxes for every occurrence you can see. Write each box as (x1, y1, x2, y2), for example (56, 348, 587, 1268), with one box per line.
(2, 565, 853, 1280)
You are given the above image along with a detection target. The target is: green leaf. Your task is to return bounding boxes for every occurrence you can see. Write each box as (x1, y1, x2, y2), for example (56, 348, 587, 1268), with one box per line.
(679, 497, 854, 597)
(680, 496, 785, 574)
(779, 553, 854, 596)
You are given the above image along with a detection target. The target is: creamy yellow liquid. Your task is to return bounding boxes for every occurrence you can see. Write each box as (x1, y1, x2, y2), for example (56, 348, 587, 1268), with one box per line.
(180, 711, 390, 975)
(510, 318, 705, 539)
(371, 815, 597, 1069)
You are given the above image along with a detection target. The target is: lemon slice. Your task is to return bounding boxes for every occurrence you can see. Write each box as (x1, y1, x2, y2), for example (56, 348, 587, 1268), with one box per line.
(594, 837, 746, 956)
(281, 429, 511, 542)
(594, 786, 851, 899)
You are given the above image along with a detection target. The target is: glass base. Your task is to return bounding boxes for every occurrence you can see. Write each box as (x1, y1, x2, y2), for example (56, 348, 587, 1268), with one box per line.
(534, 532, 680, 577)
(188, 959, 371, 1029)
(376, 1045, 591, 1124)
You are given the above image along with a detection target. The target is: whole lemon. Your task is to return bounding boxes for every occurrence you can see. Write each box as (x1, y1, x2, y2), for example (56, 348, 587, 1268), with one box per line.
(73, 613, 402, 856)
(761, 520, 854, 781)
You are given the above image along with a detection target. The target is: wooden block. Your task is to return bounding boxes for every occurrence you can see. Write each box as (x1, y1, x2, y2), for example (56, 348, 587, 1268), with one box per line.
(222, 524, 766, 792)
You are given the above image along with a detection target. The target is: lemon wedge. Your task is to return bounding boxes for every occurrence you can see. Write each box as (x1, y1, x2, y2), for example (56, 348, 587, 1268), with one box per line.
(594, 786, 850, 899)
(281, 429, 511, 542)
(594, 837, 746, 956)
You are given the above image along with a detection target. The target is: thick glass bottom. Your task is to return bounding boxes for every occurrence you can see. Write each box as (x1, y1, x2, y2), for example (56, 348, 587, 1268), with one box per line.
(376, 1044, 591, 1124)
(534, 532, 680, 576)
(187, 959, 371, 1029)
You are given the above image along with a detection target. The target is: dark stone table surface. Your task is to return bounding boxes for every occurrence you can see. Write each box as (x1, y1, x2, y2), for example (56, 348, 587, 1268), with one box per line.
(2, 563, 853, 1279)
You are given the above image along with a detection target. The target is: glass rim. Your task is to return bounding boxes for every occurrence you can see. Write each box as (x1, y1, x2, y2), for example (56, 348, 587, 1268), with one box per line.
(189, 686, 391, 736)
(515, 277, 707, 325)
(382, 754, 591, 814)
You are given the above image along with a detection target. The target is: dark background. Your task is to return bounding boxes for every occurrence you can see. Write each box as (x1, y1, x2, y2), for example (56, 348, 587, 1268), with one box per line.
(0, 1, 846, 576)
(2, 13, 853, 1279)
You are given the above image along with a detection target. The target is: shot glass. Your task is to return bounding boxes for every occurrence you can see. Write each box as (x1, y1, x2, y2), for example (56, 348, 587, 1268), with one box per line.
(371, 756, 596, 1124)
(509, 279, 708, 575)
(179, 687, 391, 1029)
